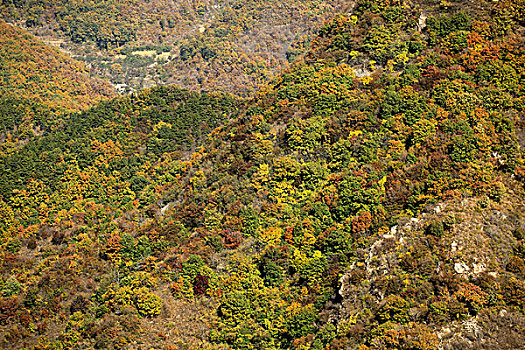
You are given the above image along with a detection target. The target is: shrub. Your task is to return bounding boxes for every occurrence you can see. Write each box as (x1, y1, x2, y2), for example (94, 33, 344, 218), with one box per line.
(260, 260, 283, 287)
(182, 255, 205, 280)
(515, 240, 525, 259)
(135, 287, 162, 317)
(370, 322, 439, 350)
(5, 237, 21, 253)
(488, 181, 506, 202)
(1, 277, 21, 297)
(448, 297, 469, 320)
(454, 283, 488, 315)
(376, 295, 410, 324)
(425, 221, 444, 237)
(286, 304, 318, 339)
(513, 227, 525, 240)
(506, 256, 525, 276)
(23, 287, 39, 308)
(502, 277, 525, 308)
(70, 295, 89, 314)
(429, 300, 450, 324)
(193, 274, 209, 296)
(26, 237, 37, 250)
(0, 297, 18, 324)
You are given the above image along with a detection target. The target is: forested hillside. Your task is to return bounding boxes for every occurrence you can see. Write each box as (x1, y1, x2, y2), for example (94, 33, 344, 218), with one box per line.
(0, 84, 242, 348)
(1, 0, 525, 349)
(0, 19, 114, 155)
(0, 0, 349, 95)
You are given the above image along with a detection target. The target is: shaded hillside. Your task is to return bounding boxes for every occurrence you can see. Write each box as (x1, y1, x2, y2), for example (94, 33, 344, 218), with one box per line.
(0, 84, 242, 205)
(0, 0, 349, 95)
(1, 0, 525, 349)
(0, 19, 115, 154)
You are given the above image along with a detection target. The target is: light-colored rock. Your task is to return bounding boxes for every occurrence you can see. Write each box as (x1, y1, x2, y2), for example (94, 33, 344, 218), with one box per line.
(390, 225, 398, 236)
(418, 12, 427, 31)
(454, 262, 470, 274)
(473, 262, 486, 274)
(114, 83, 129, 94)
(354, 68, 372, 78)
(157, 52, 170, 61)
(338, 272, 352, 298)
(160, 203, 172, 216)
(488, 272, 498, 278)
(131, 50, 157, 57)
(462, 319, 483, 341)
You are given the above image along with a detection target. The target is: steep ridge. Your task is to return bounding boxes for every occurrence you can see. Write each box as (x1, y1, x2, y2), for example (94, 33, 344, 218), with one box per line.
(1, 0, 525, 349)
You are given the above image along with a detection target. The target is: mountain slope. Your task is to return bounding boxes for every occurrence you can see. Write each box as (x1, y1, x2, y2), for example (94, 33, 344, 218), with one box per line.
(0, 0, 350, 95)
(0, 85, 242, 349)
(0, 19, 115, 153)
(1, 0, 525, 349)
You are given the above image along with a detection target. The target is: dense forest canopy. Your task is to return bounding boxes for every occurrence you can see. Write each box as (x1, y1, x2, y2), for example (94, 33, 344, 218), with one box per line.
(0, 0, 525, 349)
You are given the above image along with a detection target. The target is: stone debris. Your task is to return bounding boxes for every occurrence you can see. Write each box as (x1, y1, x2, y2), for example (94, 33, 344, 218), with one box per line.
(454, 262, 470, 274)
